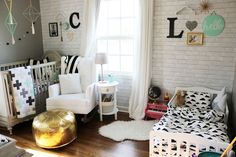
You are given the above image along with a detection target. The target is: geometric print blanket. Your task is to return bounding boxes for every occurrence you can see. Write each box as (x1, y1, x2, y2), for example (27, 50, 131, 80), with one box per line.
(9, 66, 35, 118)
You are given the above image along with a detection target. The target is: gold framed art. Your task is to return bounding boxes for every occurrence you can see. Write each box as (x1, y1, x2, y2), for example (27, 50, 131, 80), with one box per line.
(187, 32, 204, 45)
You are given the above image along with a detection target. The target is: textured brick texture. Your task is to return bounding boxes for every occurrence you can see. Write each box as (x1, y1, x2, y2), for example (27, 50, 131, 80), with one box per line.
(152, 0, 236, 95)
(40, 0, 236, 111)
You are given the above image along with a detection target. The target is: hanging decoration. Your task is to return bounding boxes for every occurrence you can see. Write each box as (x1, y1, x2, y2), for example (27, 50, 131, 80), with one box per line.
(23, 0, 40, 35)
(186, 21, 198, 31)
(4, 0, 17, 45)
(202, 11, 225, 36)
(199, 0, 212, 14)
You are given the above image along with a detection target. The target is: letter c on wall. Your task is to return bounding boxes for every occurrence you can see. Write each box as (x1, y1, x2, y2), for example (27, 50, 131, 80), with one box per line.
(69, 12, 80, 29)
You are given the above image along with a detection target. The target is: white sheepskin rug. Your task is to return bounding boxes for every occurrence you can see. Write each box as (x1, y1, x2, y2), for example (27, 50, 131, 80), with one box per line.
(98, 120, 157, 141)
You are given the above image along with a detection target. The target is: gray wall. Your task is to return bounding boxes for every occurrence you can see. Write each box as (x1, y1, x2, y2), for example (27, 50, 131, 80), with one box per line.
(231, 63, 236, 137)
(0, 0, 43, 64)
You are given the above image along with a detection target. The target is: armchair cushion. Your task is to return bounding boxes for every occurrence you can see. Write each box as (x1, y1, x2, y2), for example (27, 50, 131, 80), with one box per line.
(47, 93, 94, 114)
(59, 73, 82, 95)
(47, 83, 96, 115)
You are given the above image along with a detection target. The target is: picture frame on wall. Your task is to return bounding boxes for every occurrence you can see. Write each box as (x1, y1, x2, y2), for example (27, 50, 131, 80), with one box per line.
(187, 32, 204, 45)
(49, 22, 58, 37)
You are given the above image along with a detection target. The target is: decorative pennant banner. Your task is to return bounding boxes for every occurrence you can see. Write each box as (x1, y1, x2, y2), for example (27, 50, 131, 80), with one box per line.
(23, 0, 40, 35)
(4, 0, 17, 45)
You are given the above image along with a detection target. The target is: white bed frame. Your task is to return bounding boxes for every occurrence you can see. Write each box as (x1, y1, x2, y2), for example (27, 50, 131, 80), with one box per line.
(150, 131, 228, 157)
(150, 87, 229, 157)
(0, 60, 59, 134)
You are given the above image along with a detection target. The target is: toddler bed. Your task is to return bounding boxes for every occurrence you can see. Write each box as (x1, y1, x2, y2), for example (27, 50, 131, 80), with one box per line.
(150, 87, 230, 157)
(0, 59, 59, 134)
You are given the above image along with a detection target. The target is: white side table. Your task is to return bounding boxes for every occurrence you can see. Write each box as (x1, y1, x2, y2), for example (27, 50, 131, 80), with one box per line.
(97, 81, 119, 121)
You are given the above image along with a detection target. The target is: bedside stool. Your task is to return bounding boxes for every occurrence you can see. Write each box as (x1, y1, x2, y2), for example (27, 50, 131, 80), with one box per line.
(97, 81, 119, 121)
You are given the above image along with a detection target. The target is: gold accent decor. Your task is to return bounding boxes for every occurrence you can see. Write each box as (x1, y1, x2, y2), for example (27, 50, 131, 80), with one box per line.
(32, 109, 77, 149)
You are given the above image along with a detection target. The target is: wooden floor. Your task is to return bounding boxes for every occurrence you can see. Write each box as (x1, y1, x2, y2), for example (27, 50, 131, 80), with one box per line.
(0, 112, 149, 157)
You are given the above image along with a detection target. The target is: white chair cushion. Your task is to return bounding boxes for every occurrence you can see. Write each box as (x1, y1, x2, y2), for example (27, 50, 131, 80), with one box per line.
(59, 74, 82, 95)
(46, 94, 95, 114)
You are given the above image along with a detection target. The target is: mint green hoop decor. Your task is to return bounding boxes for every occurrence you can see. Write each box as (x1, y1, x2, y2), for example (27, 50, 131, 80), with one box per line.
(202, 11, 225, 36)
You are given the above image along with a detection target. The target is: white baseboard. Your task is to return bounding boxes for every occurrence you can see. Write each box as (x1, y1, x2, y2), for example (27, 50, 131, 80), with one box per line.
(117, 106, 128, 113)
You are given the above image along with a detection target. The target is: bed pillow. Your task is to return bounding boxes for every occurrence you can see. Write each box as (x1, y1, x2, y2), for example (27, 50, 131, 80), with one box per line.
(212, 87, 226, 108)
(59, 73, 82, 95)
(185, 91, 211, 110)
(212, 94, 227, 113)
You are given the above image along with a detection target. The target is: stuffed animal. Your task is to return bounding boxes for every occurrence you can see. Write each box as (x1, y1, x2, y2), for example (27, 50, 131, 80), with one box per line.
(148, 86, 161, 103)
(175, 90, 186, 107)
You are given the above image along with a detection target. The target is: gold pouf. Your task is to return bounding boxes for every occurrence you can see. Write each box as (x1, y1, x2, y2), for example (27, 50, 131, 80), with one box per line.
(32, 109, 77, 149)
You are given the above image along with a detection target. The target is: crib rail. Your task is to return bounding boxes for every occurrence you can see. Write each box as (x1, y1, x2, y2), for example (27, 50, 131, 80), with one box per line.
(0, 61, 59, 133)
(0, 60, 28, 71)
(150, 131, 228, 157)
(31, 61, 58, 94)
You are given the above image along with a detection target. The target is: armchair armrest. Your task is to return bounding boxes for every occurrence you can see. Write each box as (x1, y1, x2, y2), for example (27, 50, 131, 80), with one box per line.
(86, 83, 96, 105)
(48, 83, 60, 98)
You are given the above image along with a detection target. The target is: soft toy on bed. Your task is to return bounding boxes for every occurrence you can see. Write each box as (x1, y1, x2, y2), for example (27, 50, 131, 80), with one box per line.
(175, 90, 186, 107)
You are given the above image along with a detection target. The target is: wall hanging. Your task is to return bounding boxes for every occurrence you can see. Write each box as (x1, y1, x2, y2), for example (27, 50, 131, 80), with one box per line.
(167, 18, 184, 38)
(55, 13, 69, 42)
(202, 11, 225, 36)
(49, 23, 58, 37)
(23, 0, 40, 35)
(199, 0, 212, 14)
(186, 21, 198, 31)
(69, 12, 81, 29)
(187, 32, 204, 45)
(4, 0, 17, 45)
(176, 6, 196, 15)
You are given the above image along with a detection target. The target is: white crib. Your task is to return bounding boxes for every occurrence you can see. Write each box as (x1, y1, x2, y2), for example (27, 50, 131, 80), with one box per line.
(0, 60, 59, 134)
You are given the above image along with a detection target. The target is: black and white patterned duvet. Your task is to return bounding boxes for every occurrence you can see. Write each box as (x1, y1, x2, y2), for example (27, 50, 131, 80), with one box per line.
(153, 107, 229, 143)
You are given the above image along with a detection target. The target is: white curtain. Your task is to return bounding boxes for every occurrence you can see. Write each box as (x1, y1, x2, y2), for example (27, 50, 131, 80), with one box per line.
(129, 0, 154, 120)
(80, 0, 101, 57)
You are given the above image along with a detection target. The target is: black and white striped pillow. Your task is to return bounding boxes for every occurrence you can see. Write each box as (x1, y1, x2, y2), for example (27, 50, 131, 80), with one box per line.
(63, 55, 81, 74)
(28, 58, 49, 66)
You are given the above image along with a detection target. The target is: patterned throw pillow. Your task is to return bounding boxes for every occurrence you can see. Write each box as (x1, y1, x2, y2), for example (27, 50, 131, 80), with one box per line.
(185, 91, 211, 110)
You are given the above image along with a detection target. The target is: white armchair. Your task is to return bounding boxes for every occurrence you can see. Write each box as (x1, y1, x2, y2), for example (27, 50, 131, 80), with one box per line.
(46, 56, 97, 116)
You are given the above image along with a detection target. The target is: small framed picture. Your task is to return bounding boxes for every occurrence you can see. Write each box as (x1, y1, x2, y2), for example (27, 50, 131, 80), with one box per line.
(187, 32, 204, 45)
(48, 22, 58, 37)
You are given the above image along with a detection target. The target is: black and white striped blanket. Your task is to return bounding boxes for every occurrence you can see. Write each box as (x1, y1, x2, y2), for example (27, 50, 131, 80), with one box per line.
(63, 55, 81, 74)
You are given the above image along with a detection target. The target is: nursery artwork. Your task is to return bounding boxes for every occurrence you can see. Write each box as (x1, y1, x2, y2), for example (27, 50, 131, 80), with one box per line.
(49, 22, 58, 37)
(4, 0, 17, 45)
(199, 0, 212, 14)
(69, 12, 81, 29)
(202, 11, 225, 36)
(22, 0, 40, 35)
(186, 21, 198, 31)
(187, 32, 204, 45)
(167, 17, 184, 38)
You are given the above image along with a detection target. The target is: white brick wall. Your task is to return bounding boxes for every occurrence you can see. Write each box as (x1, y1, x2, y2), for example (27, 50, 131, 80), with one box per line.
(152, 0, 236, 95)
(39, 0, 84, 55)
(40, 0, 236, 111)
(39, 0, 131, 110)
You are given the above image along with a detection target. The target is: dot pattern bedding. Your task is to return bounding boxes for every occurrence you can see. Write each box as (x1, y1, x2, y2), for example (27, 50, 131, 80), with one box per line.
(153, 91, 229, 143)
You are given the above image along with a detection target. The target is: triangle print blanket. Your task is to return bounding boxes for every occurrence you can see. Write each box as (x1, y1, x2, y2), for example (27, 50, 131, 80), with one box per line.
(9, 66, 36, 118)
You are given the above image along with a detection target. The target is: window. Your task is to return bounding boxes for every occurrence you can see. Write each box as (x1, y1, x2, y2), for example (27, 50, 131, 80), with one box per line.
(97, 0, 136, 73)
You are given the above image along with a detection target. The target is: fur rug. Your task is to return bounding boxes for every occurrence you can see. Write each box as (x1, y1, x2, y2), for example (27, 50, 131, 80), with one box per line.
(99, 120, 156, 141)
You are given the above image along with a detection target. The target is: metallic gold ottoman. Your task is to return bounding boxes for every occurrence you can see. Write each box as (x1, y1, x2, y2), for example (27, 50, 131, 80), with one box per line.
(32, 109, 77, 148)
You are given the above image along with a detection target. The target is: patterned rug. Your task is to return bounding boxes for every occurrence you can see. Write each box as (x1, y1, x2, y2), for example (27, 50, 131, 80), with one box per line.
(99, 120, 157, 141)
